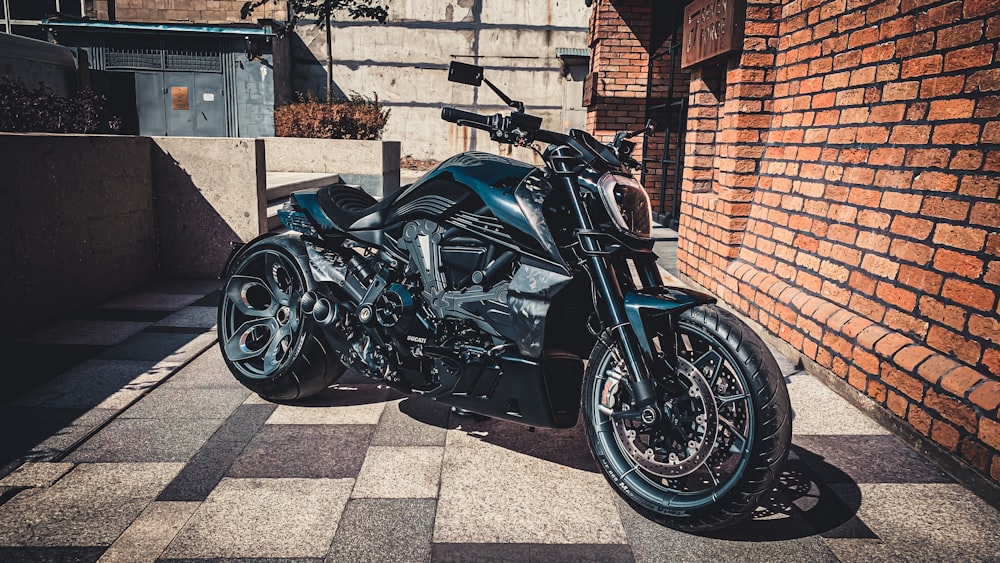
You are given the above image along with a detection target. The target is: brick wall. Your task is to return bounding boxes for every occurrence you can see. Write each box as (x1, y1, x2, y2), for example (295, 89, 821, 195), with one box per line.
(675, 0, 1000, 489)
(88, 0, 286, 24)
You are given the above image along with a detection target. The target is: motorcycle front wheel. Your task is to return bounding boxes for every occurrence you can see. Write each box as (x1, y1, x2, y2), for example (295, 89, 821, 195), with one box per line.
(218, 234, 345, 401)
(583, 304, 791, 532)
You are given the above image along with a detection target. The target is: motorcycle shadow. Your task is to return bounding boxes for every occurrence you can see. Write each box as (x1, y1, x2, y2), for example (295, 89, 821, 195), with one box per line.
(398, 397, 600, 473)
(696, 444, 866, 541)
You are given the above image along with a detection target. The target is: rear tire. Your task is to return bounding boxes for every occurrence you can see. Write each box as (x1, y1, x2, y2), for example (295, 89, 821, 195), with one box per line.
(218, 235, 345, 401)
(583, 304, 791, 531)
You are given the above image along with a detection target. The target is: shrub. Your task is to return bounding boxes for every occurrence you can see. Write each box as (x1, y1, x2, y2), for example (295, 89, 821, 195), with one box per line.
(0, 78, 121, 134)
(275, 93, 389, 140)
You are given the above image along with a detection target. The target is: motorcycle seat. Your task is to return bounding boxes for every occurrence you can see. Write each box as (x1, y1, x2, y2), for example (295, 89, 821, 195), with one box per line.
(316, 183, 394, 231)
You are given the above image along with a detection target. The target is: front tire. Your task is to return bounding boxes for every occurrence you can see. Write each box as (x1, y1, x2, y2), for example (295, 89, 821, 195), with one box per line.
(218, 235, 345, 401)
(583, 304, 791, 532)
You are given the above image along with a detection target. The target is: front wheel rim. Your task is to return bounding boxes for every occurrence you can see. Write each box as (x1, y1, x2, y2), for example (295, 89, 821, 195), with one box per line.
(220, 249, 305, 379)
(592, 324, 755, 512)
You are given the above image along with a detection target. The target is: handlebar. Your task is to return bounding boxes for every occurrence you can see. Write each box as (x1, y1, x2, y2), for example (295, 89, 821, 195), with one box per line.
(441, 107, 493, 131)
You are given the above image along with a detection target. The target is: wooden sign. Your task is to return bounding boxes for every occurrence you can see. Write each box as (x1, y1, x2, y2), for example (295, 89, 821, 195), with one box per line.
(171, 87, 189, 111)
(682, 0, 746, 68)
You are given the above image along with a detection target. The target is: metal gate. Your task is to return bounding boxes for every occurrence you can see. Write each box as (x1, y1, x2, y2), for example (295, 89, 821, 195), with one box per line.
(97, 39, 229, 136)
(641, 3, 690, 228)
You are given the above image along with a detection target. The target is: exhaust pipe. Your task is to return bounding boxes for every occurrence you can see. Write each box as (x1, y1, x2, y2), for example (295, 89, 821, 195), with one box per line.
(301, 290, 337, 326)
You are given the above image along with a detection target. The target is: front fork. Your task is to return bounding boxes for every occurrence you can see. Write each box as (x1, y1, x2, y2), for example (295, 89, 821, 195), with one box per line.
(559, 176, 664, 424)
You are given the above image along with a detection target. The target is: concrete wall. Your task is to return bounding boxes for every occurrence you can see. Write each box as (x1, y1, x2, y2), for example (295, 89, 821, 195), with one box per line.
(152, 137, 267, 279)
(0, 133, 158, 338)
(263, 137, 401, 198)
(291, 0, 590, 161)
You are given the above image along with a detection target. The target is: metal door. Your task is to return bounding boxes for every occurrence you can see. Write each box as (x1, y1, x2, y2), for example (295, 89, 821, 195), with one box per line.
(193, 72, 225, 136)
(164, 72, 196, 136)
(135, 71, 166, 136)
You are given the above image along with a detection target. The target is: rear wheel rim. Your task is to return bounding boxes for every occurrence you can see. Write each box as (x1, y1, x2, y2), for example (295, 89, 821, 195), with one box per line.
(221, 249, 305, 379)
(592, 322, 755, 512)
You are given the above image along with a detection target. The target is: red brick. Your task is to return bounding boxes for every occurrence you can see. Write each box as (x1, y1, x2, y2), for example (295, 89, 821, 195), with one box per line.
(908, 405, 932, 435)
(971, 202, 1000, 227)
(959, 175, 1000, 198)
(917, 354, 961, 385)
(936, 20, 985, 49)
(921, 196, 969, 220)
(949, 150, 985, 170)
(927, 98, 976, 121)
(881, 191, 922, 212)
(964, 0, 1000, 18)
(921, 76, 966, 98)
(890, 240, 935, 265)
(901, 54, 943, 78)
(890, 215, 934, 240)
(927, 389, 979, 433)
(944, 44, 995, 72)
(969, 314, 1000, 344)
(932, 123, 981, 145)
(933, 248, 985, 278)
(942, 366, 987, 398)
(883, 81, 920, 101)
(881, 365, 926, 400)
(876, 281, 917, 310)
(932, 419, 961, 451)
(960, 437, 991, 471)
(942, 278, 996, 311)
(970, 381, 1000, 411)
(927, 325, 982, 365)
(905, 148, 951, 168)
(889, 124, 931, 144)
(887, 391, 910, 416)
(979, 417, 1000, 450)
(933, 224, 988, 251)
(919, 295, 967, 328)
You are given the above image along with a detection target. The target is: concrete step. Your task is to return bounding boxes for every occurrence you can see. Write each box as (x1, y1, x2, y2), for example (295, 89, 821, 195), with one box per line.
(267, 197, 289, 231)
(265, 171, 341, 202)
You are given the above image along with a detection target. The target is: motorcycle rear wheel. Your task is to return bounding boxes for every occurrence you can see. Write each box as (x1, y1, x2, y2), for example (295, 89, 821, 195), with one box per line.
(583, 304, 791, 532)
(218, 235, 345, 401)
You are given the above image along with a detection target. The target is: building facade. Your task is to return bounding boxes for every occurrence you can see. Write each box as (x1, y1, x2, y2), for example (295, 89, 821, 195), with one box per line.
(588, 0, 1000, 494)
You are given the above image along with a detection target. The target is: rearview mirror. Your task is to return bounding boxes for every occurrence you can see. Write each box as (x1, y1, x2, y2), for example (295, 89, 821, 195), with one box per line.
(448, 61, 483, 86)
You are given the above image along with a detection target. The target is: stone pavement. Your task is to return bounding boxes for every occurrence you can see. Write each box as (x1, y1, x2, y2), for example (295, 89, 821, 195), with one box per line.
(0, 278, 998, 562)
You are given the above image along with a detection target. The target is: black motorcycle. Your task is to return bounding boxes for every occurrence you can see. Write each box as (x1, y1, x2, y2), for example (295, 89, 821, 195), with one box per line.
(218, 61, 791, 531)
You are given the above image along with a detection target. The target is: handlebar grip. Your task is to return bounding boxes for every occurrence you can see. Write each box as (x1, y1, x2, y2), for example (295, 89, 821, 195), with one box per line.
(441, 107, 491, 129)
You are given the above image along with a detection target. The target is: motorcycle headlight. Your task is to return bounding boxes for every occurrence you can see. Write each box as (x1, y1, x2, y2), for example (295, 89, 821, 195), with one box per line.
(597, 173, 652, 239)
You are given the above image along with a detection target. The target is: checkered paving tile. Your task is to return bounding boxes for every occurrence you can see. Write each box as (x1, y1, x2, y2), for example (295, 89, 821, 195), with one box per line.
(0, 280, 998, 562)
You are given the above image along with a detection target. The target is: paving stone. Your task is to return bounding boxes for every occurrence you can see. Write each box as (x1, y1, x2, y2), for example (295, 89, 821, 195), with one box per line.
(97, 292, 204, 311)
(98, 501, 199, 563)
(209, 403, 277, 444)
(265, 384, 390, 425)
(615, 496, 840, 563)
(159, 348, 246, 391)
(97, 332, 215, 363)
(14, 359, 162, 411)
(431, 543, 530, 562)
(434, 423, 627, 545)
(162, 478, 353, 559)
(145, 280, 223, 296)
(0, 546, 106, 562)
(328, 498, 435, 563)
(1, 343, 107, 403)
(0, 463, 182, 546)
(227, 425, 372, 479)
(66, 418, 223, 463)
(154, 307, 219, 329)
(371, 397, 450, 447)
(120, 388, 249, 420)
(19, 320, 152, 346)
(0, 462, 74, 488)
(822, 483, 1000, 562)
(157, 440, 249, 502)
(793, 435, 953, 484)
(351, 446, 443, 498)
(785, 371, 889, 436)
(0, 407, 92, 470)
